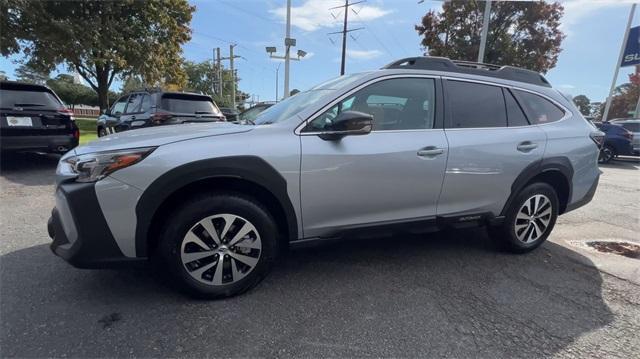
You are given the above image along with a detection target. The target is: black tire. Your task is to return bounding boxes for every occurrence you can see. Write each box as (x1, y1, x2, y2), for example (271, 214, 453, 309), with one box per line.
(156, 192, 279, 299)
(489, 182, 559, 253)
(98, 127, 108, 137)
(598, 145, 615, 164)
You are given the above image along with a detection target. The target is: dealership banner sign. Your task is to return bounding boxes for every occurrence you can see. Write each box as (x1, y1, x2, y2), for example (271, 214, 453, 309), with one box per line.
(622, 25, 640, 67)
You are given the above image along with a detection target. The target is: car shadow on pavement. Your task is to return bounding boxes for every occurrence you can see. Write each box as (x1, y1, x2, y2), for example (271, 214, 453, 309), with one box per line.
(600, 156, 640, 171)
(0, 152, 60, 186)
(0, 229, 615, 358)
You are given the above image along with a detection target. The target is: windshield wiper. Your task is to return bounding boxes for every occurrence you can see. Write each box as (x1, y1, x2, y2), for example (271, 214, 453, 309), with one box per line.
(13, 103, 46, 107)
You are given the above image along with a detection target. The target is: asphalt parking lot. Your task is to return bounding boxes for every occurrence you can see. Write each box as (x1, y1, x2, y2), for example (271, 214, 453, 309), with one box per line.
(1, 152, 639, 358)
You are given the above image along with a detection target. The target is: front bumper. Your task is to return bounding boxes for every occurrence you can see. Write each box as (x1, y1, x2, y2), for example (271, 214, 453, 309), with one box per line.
(48, 181, 142, 268)
(1, 133, 78, 152)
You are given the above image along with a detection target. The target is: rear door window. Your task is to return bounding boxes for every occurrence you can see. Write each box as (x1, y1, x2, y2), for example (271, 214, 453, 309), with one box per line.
(0, 87, 61, 109)
(446, 80, 507, 128)
(160, 94, 221, 115)
(139, 94, 152, 113)
(513, 90, 565, 124)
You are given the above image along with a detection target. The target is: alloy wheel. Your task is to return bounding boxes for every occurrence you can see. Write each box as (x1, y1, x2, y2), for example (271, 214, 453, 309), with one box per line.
(599, 147, 613, 163)
(180, 214, 262, 286)
(514, 194, 552, 244)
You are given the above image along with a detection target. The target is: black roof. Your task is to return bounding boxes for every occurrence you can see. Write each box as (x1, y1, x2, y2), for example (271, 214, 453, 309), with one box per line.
(381, 57, 551, 88)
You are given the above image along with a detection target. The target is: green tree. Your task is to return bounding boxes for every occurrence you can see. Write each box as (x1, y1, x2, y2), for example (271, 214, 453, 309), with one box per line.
(15, 63, 49, 84)
(46, 74, 97, 108)
(573, 95, 591, 116)
(121, 76, 146, 94)
(415, 0, 565, 73)
(0, 71, 7, 81)
(6, 0, 194, 110)
(182, 60, 248, 108)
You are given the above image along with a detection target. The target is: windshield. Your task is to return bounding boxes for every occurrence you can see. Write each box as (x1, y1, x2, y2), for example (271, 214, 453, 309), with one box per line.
(253, 73, 367, 125)
(0, 88, 61, 109)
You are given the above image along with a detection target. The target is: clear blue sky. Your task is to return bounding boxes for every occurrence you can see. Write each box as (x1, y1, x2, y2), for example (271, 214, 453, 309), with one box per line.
(0, 0, 635, 104)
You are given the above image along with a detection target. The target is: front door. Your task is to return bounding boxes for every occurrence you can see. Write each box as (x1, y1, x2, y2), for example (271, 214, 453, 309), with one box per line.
(299, 76, 448, 238)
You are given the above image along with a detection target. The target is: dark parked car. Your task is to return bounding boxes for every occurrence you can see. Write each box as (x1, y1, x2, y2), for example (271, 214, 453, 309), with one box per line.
(0, 81, 79, 153)
(97, 90, 225, 137)
(594, 122, 634, 163)
(219, 107, 239, 122)
(237, 102, 274, 124)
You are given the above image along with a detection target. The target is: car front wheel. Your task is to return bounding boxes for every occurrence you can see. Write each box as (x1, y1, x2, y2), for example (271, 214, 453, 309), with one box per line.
(489, 182, 559, 253)
(157, 193, 279, 299)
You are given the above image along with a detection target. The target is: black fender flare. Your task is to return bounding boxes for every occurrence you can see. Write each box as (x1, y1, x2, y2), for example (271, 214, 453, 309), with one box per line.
(134, 156, 298, 257)
(500, 157, 573, 217)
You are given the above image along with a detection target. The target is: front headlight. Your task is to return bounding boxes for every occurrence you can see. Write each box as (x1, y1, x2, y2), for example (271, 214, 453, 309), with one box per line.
(58, 147, 156, 183)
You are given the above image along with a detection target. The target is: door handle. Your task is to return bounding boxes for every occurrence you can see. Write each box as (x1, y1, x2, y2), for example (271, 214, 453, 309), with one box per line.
(417, 147, 444, 157)
(517, 142, 538, 152)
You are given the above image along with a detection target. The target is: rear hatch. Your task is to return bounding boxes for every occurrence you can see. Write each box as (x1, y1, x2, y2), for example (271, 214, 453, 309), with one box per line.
(156, 93, 225, 124)
(0, 82, 76, 137)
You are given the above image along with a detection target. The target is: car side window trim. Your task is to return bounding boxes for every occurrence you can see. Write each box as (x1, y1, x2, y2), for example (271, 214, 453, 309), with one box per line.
(440, 76, 570, 130)
(295, 74, 444, 135)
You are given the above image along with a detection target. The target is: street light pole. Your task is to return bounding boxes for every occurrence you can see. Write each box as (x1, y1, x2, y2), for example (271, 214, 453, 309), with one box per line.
(477, 0, 492, 63)
(284, 0, 291, 98)
(275, 62, 281, 102)
(603, 4, 636, 122)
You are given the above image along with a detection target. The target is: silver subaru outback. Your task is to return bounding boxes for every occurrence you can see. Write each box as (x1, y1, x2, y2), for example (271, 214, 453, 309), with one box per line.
(49, 57, 602, 298)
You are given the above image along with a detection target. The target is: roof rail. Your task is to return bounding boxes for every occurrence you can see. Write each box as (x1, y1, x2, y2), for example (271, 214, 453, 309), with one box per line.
(381, 56, 551, 88)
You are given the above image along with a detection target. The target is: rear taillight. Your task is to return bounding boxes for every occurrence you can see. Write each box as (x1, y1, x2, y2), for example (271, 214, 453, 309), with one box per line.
(590, 131, 605, 148)
(151, 111, 172, 124)
(58, 107, 75, 120)
(73, 128, 80, 140)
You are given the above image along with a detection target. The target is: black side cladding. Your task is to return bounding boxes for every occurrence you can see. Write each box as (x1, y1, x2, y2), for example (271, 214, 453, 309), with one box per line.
(500, 157, 574, 217)
(135, 156, 298, 257)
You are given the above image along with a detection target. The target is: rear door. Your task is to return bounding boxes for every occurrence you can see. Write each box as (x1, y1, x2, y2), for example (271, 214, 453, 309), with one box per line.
(0, 83, 72, 137)
(437, 79, 547, 218)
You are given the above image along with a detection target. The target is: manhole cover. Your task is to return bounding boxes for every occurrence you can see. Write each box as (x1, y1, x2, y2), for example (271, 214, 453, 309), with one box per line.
(586, 241, 640, 259)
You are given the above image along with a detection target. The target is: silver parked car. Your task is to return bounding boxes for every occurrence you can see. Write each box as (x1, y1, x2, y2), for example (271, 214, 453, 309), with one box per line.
(49, 57, 602, 298)
(610, 118, 640, 155)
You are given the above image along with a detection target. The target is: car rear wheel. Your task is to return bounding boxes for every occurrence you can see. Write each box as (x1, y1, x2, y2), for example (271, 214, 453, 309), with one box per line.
(157, 192, 279, 299)
(598, 145, 615, 164)
(489, 182, 559, 253)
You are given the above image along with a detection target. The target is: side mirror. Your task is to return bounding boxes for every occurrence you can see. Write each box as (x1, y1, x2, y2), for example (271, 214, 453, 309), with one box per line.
(318, 110, 373, 141)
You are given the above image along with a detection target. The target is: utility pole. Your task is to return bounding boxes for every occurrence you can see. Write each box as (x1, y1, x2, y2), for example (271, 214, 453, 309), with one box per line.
(477, 0, 492, 63)
(216, 47, 222, 96)
(230, 44, 236, 108)
(329, 0, 365, 75)
(221, 44, 240, 108)
(603, 4, 636, 121)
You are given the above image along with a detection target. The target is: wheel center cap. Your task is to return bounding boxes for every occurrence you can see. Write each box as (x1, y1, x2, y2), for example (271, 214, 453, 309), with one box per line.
(218, 245, 228, 253)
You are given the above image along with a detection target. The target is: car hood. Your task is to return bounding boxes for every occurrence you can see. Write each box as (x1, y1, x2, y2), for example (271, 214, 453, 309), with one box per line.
(73, 122, 252, 155)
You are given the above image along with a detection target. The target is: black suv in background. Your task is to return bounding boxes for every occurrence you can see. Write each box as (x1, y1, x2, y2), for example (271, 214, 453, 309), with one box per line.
(97, 90, 225, 136)
(0, 81, 79, 153)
